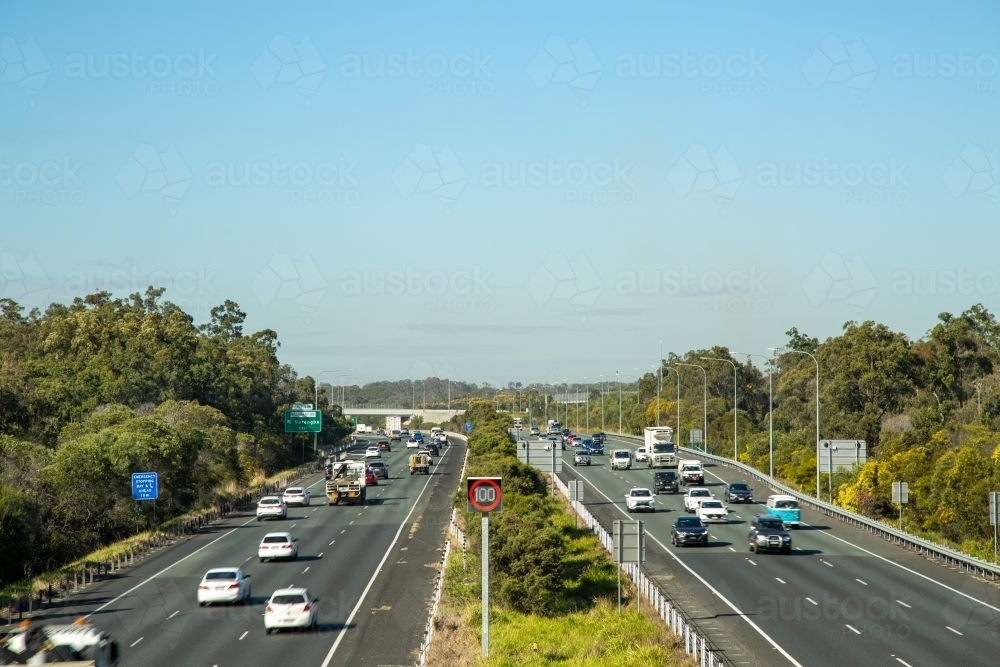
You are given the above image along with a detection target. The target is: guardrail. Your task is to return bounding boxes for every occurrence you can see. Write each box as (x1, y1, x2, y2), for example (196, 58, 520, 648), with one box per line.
(608, 433, 1000, 581)
(554, 473, 727, 667)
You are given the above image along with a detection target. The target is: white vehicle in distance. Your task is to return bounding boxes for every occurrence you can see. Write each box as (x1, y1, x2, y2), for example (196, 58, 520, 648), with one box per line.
(197, 567, 251, 606)
(264, 587, 318, 634)
(625, 487, 655, 513)
(683, 488, 714, 513)
(365, 446, 381, 459)
(697, 499, 728, 523)
(258, 532, 299, 562)
(256, 496, 287, 521)
(282, 487, 310, 507)
(406, 438, 420, 449)
(635, 447, 648, 462)
(431, 427, 443, 436)
(417, 449, 434, 465)
(610, 449, 632, 470)
(529, 427, 540, 436)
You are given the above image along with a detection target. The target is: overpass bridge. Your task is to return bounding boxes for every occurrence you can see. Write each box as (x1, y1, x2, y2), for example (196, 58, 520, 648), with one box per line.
(339, 405, 463, 422)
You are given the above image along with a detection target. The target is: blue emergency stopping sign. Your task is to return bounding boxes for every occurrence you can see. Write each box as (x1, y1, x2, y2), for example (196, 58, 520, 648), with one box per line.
(465, 421, 472, 433)
(132, 472, 158, 500)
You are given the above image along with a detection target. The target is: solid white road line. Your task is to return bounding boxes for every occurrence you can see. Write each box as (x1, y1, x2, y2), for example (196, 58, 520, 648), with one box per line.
(573, 470, 805, 667)
(319, 442, 448, 667)
(946, 626, 963, 635)
(239, 630, 248, 640)
(845, 624, 860, 635)
(130, 637, 143, 647)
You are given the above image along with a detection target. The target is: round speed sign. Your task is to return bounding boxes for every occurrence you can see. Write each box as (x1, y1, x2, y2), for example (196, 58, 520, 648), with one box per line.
(467, 477, 502, 513)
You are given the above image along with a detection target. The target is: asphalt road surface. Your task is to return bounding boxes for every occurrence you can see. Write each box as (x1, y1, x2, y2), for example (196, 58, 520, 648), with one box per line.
(22, 436, 464, 667)
(559, 435, 999, 667)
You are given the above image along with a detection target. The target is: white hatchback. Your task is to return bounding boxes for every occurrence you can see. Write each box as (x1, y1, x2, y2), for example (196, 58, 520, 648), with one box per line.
(365, 447, 381, 458)
(635, 447, 648, 462)
(406, 438, 420, 448)
(197, 567, 251, 606)
(265, 587, 318, 633)
(256, 496, 287, 521)
(282, 487, 310, 507)
(258, 532, 299, 562)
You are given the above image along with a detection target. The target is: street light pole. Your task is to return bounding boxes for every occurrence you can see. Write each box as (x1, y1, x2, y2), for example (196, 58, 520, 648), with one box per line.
(315, 369, 353, 456)
(657, 342, 663, 427)
(617, 371, 622, 434)
(701, 357, 738, 461)
(677, 364, 707, 450)
(737, 353, 774, 476)
(778, 349, 821, 498)
(600, 375, 605, 432)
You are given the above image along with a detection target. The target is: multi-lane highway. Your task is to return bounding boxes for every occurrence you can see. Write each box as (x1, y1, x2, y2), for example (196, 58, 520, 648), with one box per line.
(23, 437, 463, 667)
(559, 435, 999, 667)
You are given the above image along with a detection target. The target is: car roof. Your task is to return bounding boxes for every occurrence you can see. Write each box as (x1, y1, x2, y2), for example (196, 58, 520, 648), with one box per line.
(687, 487, 710, 492)
(284, 487, 304, 492)
(368, 460, 385, 465)
(769, 494, 797, 501)
(270, 587, 309, 596)
(263, 532, 293, 538)
(629, 487, 651, 493)
(204, 567, 239, 575)
(260, 495, 282, 501)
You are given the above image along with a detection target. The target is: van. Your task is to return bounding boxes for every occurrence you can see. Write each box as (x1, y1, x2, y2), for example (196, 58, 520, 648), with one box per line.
(610, 449, 632, 470)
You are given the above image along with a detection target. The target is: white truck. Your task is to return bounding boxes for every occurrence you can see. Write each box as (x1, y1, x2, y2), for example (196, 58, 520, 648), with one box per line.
(386, 415, 402, 433)
(325, 461, 367, 505)
(547, 419, 561, 434)
(678, 459, 705, 485)
(610, 449, 632, 470)
(644, 427, 676, 468)
(0, 620, 120, 666)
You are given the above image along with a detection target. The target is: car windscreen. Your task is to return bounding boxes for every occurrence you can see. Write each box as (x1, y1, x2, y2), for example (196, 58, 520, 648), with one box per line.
(691, 490, 710, 496)
(205, 571, 237, 580)
(263, 535, 289, 543)
(575, 450, 588, 455)
(757, 519, 784, 529)
(259, 498, 280, 504)
(369, 461, 385, 467)
(284, 488, 303, 494)
(775, 500, 799, 509)
(676, 517, 703, 527)
(613, 451, 629, 457)
(651, 444, 674, 453)
(654, 473, 675, 480)
(700, 501, 723, 509)
(631, 489, 651, 496)
(729, 484, 750, 491)
(271, 594, 307, 605)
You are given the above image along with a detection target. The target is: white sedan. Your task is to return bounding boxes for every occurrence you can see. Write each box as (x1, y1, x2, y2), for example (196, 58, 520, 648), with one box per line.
(197, 567, 251, 606)
(365, 447, 381, 459)
(264, 587, 318, 633)
(683, 488, 714, 513)
(696, 499, 729, 523)
(258, 532, 299, 562)
(406, 438, 420, 448)
(256, 496, 287, 521)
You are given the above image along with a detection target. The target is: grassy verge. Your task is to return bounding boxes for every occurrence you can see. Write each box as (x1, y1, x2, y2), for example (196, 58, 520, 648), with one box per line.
(428, 496, 693, 666)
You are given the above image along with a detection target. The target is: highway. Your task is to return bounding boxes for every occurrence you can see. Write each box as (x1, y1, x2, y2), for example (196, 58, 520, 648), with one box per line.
(559, 435, 1000, 667)
(22, 437, 463, 667)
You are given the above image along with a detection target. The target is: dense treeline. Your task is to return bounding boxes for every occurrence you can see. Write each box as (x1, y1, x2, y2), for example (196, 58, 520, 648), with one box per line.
(520, 305, 1000, 559)
(0, 289, 351, 587)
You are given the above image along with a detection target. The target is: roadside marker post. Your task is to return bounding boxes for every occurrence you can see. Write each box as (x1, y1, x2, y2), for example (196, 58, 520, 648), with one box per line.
(613, 520, 644, 614)
(990, 491, 999, 564)
(468, 477, 502, 657)
(892, 482, 909, 529)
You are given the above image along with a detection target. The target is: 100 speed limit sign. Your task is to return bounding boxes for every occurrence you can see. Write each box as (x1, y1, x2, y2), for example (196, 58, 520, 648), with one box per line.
(467, 477, 502, 513)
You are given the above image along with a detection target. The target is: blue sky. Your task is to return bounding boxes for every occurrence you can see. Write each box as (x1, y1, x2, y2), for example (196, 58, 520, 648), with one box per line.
(2, 1, 998, 386)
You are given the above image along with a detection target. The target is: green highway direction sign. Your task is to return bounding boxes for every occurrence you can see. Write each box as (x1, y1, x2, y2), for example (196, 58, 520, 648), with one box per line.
(284, 409, 322, 433)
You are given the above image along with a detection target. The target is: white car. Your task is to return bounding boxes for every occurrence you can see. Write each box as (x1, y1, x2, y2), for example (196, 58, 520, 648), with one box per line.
(264, 587, 318, 633)
(417, 449, 434, 465)
(256, 496, 287, 521)
(696, 499, 728, 523)
(635, 447, 648, 462)
(610, 449, 632, 470)
(197, 567, 251, 606)
(365, 447, 381, 459)
(258, 532, 299, 562)
(683, 488, 714, 513)
(406, 438, 420, 448)
(282, 487, 310, 507)
(625, 487, 655, 513)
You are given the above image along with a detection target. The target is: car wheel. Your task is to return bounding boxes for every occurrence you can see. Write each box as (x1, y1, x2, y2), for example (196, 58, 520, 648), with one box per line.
(260, 557, 265, 563)
(781, 546, 791, 554)
(748, 542, 755, 553)
(256, 517, 261, 522)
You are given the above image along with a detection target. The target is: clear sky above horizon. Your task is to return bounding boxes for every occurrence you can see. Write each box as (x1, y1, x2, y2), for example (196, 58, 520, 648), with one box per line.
(2, 1, 998, 387)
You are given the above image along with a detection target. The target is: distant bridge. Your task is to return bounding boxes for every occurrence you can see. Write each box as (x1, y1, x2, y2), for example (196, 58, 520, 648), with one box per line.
(339, 405, 463, 422)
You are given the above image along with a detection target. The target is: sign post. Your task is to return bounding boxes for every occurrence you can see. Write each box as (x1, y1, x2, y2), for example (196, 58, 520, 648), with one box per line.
(612, 520, 644, 614)
(568, 480, 583, 528)
(132, 472, 159, 527)
(467, 477, 502, 657)
(892, 481, 909, 529)
(990, 491, 999, 564)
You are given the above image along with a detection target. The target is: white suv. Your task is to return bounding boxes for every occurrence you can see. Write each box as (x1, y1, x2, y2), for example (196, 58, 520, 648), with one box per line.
(256, 496, 287, 521)
(264, 587, 318, 633)
(683, 488, 714, 513)
(625, 487, 655, 513)
(696, 499, 728, 523)
(282, 487, 310, 507)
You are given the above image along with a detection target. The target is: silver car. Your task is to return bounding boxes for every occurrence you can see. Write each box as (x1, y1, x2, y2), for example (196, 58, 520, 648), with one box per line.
(574, 450, 591, 466)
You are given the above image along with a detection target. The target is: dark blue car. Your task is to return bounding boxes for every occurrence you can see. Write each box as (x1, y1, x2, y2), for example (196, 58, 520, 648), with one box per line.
(583, 440, 604, 456)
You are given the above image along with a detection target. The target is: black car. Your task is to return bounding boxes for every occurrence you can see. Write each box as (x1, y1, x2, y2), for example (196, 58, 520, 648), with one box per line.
(725, 482, 753, 503)
(671, 515, 709, 547)
(748, 515, 792, 554)
(425, 443, 440, 457)
(592, 432, 606, 444)
(653, 471, 679, 495)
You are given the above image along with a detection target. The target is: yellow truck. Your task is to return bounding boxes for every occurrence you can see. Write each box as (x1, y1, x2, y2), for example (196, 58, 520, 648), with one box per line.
(409, 453, 431, 475)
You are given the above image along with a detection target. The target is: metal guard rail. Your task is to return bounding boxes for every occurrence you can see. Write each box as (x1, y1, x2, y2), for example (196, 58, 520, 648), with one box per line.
(609, 433, 1000, 580)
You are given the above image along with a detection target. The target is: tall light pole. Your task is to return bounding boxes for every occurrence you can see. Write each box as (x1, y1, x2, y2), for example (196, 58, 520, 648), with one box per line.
(738, 352, 775, 477)
(600, 375, 605, 432)
(657, 343, 663, 427)
(676, 364, 707, 450)
(775, 348, 820, 497)
(701, 357, 738, 461)
(584, 378, 590, 432)
(316, 369, 353, 455)
(617, 371, 622, 433)
(661, 366, 681, 437)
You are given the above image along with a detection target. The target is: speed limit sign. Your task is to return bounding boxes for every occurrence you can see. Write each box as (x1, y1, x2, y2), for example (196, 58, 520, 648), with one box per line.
(467, 477, 503, 513)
